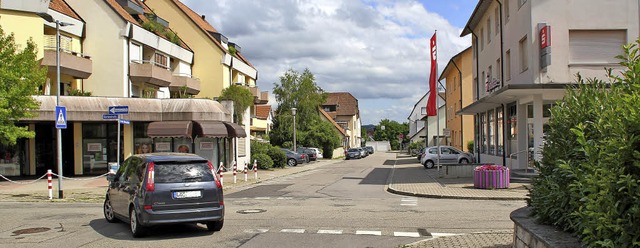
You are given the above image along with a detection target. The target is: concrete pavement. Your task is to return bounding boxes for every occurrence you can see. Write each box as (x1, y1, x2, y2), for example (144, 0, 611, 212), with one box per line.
(0, 152, 528, 247)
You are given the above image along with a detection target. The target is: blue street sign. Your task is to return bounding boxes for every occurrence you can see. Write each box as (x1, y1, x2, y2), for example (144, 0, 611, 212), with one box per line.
(55, 106, 67, 129)
(102, 114, 118, 120)
(119, 119, 130, 125)
(108, 106, 129, 115)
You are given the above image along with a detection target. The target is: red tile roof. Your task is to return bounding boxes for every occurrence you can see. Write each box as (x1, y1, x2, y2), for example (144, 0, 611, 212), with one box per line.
(255, 105, 271, 120)
(50, 0, 82, 21)
(168, 0, 254, 68)
(319, 108, 346, 136)
(324, 92, 359, 117)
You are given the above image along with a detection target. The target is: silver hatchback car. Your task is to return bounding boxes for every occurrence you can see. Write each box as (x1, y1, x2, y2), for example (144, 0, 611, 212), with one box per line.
(103, 153, 224, 237)
(420, 146, 474, 169)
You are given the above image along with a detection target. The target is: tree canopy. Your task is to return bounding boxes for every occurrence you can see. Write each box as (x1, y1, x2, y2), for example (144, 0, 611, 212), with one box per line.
(373, 119, 409, 150)
(270, 69, 340, 154)
(0, 26, 46, 145)
(218, 84, 254, 124)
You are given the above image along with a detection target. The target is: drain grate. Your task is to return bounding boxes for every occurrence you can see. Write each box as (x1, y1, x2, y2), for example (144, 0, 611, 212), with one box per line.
(12, 227, 50, 236)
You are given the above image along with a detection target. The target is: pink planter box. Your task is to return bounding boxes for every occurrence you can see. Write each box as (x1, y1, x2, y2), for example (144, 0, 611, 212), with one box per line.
(474, 166, 510, 189)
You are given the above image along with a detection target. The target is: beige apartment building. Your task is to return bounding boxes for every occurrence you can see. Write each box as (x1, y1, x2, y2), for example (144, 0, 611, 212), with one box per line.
(459, 0, 639, 169)
(0, 0, 251, 177)
(322, 92, 362, 149)
(440, 47, 474, 152)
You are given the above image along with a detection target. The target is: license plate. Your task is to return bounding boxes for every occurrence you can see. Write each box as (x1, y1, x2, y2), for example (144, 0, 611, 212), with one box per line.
(173, 190, 201, 199)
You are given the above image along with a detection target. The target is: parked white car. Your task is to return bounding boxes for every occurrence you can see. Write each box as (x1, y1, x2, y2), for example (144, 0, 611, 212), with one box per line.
(308, 147, 323, 159)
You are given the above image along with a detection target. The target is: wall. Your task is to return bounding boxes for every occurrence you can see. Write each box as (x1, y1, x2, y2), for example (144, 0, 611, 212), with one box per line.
(0, 9, 44, 59)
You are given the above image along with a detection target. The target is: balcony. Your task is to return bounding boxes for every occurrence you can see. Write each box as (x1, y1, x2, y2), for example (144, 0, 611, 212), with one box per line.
(170, 74, 201, 95)
(129, 60, 172, 87)
(0, 0, 50, 13)
(40, 49, 92, 79)
(249, 87, 269, 104)
(115, 0, 143, 15)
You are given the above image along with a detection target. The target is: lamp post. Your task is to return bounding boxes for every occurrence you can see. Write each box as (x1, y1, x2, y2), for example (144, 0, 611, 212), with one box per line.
(291, 108, 297, 151)
(38, 13, 73, 199)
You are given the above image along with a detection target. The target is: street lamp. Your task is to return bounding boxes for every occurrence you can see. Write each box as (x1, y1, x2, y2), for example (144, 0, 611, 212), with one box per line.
(291, 108, 297, 151)
(38, 12, 74, 199)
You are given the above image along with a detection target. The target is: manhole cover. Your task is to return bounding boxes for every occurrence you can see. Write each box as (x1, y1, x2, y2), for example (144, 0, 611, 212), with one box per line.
(236, 209, 267, 214)
(12, 227, 50, 236)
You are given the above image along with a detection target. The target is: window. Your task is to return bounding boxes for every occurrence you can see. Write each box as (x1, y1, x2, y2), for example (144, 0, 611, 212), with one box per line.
(420, 107, 426, 115)
(506, 50, 511, 80)
(480, 28, 484, 51)
(488, 110, 495, 155)
(505, 0, 510, 22)
(487, 18, 491, 43)
(154, 53, 168, 69)
(519, 36, 528, 72)
(507, 103, 517, 156)
(569, 30, 626, 64)
(480, 113, 487, 153)
(488, 66, 492, 81)
(495, 7, 500, 34)
(497, 107, 504, 156)
(481, 71, 486, 92)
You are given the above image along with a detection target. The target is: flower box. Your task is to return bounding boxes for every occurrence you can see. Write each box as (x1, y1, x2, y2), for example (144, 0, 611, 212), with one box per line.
(473, 165, 510, 189)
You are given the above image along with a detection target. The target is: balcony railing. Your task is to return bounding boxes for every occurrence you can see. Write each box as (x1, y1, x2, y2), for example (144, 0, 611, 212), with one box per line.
(129, 60, 172, 87)
(170, 73, 201, 95)
(249, 87, 269, 104)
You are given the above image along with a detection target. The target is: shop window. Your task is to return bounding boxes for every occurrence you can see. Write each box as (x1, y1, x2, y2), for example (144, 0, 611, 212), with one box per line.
(507, 104, 518, 156)
(480, 113, 487, 153)
(133, 122, 152, 154)
(497, 107, 504, 156)
(488, 110, 495, 155)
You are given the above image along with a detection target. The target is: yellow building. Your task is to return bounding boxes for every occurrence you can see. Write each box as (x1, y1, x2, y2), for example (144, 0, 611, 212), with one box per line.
(440, 47, 474, 152)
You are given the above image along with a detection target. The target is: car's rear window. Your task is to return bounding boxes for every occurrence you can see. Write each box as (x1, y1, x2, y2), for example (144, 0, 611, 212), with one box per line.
(154, 162, 214, 183)
(348, 148, 359, 152)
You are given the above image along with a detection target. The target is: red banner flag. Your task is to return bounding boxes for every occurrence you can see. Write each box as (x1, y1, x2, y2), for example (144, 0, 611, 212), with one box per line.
(426, 33, 438, 116)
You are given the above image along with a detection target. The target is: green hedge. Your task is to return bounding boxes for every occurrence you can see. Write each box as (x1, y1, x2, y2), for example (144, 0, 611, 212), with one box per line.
(251, 153, 273, 170)
(529, 39, 640, 247)
(250, 140, 287, 169)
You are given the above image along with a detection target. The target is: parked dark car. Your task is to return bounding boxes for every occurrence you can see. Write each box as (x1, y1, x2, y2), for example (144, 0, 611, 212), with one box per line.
(297, 147, 317, 162)
(281, 148, 306, 166)
(345, 148, 361, 160)
(103, 153, 224, 238)
(364, 146, 374, 154)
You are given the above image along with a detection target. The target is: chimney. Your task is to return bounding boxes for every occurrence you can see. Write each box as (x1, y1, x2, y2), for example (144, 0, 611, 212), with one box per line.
(201, 15, 205, 20)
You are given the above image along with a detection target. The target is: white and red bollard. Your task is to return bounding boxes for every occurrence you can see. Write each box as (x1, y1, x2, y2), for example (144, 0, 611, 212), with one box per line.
(218, 162, 224, 187)
(233, 161, 237, 184)
(253, 159, 258, 180)
(244, 163, 248, 182)
(47, 169, 52, 200)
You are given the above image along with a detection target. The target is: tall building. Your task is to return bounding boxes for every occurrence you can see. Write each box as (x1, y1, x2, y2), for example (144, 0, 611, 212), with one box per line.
(459, 0, 640, 169)
(440, 47, 474, 152)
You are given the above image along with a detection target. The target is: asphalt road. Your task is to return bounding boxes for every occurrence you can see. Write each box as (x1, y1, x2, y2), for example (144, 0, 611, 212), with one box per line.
(0, 152, 525, 248)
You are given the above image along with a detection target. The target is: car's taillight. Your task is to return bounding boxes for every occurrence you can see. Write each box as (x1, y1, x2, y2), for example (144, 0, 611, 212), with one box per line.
(208, 161, 223, 189)
(143, 205, 153, 210)
(145, 162, 155, 192)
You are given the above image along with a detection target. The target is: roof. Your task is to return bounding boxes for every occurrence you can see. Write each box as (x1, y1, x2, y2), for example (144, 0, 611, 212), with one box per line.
(255, 105, 271, 120)
(50, 0, 82, 21)
(324, 92, 359, 117)
(461, 0, 492, 37)
(319, 108, 347, 136)
(168, 0, 254, 68)
(103, 0, 190, 50)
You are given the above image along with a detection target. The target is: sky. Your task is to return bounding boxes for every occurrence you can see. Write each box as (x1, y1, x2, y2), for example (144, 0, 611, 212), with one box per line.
(181, 0, 476, 125)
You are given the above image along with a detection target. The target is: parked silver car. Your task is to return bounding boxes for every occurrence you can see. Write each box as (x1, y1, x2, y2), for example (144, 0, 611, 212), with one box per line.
(419, 146, 474, 169)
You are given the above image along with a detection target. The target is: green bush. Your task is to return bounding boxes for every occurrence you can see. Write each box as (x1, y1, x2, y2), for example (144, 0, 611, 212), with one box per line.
(251, 153, 273, 170)
(267, 146, 287, 168)
(467, 140, 474, 152)
(529, 39, 640, 247)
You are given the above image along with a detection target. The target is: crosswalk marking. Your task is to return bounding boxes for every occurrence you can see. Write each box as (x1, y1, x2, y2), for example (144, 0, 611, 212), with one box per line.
(281, 229, 305, 233)
(401, 197, 418, 206)
(244, 229, 269, 233)
(255, 197, 271, 200)
(356, 230, 382, 236)
(394, 232, 420, 237)
(317, 230, 343, 234)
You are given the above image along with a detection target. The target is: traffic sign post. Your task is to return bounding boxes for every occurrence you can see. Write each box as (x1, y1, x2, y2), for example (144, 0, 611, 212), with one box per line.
(55, 106, 67, 129)
(107, 106, 128, 169)
(102, 114, 118, 120)
(119, 119, 130, 125)
(108, 106, 129, 115)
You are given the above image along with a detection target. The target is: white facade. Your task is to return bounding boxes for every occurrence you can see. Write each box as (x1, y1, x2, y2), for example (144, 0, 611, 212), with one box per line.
(407, 92, 446, 145)
(460, 0, 640, 169)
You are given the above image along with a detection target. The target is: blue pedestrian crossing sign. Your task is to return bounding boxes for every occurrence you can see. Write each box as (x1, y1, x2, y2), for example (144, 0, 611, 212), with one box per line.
(55, 106, 67, 129)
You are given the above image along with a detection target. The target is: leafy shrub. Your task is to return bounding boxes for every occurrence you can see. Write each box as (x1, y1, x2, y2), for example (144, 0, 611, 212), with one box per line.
(267, 146, 287, 168)
(467, 140, 474, 153)
(251, 153, 273, 170)
(529, 39, 640, 247)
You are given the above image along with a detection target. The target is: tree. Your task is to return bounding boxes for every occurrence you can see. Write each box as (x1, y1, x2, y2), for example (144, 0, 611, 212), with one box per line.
(270, 68, 340, 153)
(0, 27, 46, 145)
(373, 119, 409, 150)
(218, 84, 253, 124)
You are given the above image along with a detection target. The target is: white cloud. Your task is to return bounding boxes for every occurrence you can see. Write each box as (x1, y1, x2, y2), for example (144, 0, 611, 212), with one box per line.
(182, 0, 470, 125)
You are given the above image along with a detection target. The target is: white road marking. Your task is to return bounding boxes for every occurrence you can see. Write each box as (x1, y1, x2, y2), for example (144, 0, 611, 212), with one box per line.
(401, 197, 418, 206)
(356, 230, 382, 236)
(431, 233, 458, 237)
(276, 197, 293, 200)
(317, 230, 343, 234)
(244, 229, 269, 233)
(281, 229, 305, 233)
(255, 197, 271, 200)
(394, 232, 421, 237)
